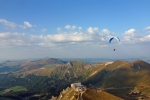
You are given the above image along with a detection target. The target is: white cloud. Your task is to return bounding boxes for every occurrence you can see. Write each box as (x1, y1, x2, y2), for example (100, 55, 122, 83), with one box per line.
(140, 35, 150, 42)
(1, 24, 150, 59)
(40, 32, 93, 43)
(122, 28, 150, 44)
(0, 19, 35, 30)
(65, 25, 77, 30)
(145, 26, 150, 30)
(2, 24, 150, 50)
(124, 29, 136, 36)
(102, 29, 110, 34)
(87, 27, 93, 34)
(0, 19, 17, 29)
(38, 26, 108, 47)
(65, 25, 71, 29)
(123, 36, 131, 42)
(0, 32, 41, 47)
(24, 21, 33, 28)
(87, 27, 98, 34)
(1, 24, 150, 50)
(72, 25, 76, 30)
(123, 29, 136, 43)
(0, 25, 108, 48)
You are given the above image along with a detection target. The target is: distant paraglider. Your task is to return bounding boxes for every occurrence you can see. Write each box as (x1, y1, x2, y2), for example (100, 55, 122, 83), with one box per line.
(109, 36, 120, 43)
(109, 36, 120, 51)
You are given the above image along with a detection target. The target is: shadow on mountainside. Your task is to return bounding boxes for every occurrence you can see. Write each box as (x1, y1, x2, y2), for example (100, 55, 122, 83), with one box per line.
(82, 60, 150, 99)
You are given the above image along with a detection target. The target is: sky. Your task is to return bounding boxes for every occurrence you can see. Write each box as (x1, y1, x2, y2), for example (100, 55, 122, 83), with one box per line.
(0, 0, 150, 60)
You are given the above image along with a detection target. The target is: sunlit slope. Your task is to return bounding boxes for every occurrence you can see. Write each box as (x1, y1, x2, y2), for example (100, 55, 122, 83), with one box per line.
(50, 61, 105, 81)
(53, 88, 123, 100)
(82, 89, 123, 100)
(84, 60, 150, 99)
(101, 60, 150, 88)
(83, 60, 126, 86)
(0, 58, 106, 77)
(84, 60, 150, 88)
(0, 58, 150, 99)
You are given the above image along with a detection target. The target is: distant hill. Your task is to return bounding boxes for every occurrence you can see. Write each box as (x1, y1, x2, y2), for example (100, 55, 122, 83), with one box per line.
(49, 60, 107, 82)
(0, 58, 67, 75)
(0, 58, 150, 99)
(36, 58, 67, 65)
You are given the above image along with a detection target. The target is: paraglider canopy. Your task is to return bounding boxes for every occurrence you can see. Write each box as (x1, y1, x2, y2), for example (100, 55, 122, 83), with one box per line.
(109, 36, 120, 43)
(109, 36, 120, 51)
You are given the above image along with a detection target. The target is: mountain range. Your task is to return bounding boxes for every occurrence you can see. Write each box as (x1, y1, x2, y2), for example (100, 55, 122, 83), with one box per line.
(0, 58, 150, 100)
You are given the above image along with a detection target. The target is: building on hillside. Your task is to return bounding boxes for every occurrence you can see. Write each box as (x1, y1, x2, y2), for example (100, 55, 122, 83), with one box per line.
(71, 82, 85, 92)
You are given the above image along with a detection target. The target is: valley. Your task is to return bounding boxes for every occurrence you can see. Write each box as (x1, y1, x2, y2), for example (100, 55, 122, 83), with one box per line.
(0, 58, 150, 100)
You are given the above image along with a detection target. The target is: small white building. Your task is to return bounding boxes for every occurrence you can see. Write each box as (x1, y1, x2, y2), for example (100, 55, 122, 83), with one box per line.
(71, 82, 85, 92)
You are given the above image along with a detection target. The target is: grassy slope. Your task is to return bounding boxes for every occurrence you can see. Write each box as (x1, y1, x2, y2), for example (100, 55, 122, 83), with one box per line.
(56, 87, 123, 100)
(1, 86, 27, 94)
(83, 60, 150, 99)
(1, 59, 150, 99)
(101, 60, 150, 88)
(82, 89, 123, 100)
(49, 61, 107, 82)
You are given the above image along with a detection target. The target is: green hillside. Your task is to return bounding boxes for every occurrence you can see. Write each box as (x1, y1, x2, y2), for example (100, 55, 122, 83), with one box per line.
(0, 58, 150, 99)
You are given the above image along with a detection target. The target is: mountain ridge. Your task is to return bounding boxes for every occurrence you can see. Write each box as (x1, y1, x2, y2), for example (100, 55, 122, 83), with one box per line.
(0, 58, 150, 100)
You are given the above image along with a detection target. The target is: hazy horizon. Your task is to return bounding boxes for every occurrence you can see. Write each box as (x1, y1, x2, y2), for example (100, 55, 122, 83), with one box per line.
(1, 57, 150, 64)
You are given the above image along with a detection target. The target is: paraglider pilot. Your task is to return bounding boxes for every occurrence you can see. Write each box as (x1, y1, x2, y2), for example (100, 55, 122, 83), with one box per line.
(109, 36, 120, 52)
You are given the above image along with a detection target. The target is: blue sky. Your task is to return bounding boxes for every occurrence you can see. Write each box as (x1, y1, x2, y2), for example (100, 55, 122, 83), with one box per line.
(0, 0, 150, 60)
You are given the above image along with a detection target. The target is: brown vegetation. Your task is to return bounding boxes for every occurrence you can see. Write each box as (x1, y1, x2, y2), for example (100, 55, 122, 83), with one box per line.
(82, 88, 123, 100)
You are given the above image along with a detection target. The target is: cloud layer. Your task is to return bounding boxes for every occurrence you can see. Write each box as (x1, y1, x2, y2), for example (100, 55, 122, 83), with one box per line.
(0, 19, 150, 59)
(0, 23, 150, 48)
(0, 19, 34, 30)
